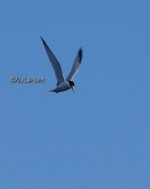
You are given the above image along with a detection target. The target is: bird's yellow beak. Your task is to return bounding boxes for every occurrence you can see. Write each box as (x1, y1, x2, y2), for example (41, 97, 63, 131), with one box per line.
(71, 86, 75, 93)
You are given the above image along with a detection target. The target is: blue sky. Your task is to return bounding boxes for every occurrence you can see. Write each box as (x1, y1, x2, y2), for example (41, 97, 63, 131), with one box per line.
(0, 0, 150, 188)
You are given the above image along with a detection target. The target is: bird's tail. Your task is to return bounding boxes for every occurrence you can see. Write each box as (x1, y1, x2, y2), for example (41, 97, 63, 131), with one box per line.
(48, 89, 56, 92)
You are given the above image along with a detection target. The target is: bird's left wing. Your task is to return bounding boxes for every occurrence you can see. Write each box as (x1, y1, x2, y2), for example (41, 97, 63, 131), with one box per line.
(41, 37, 64, 85)
(66, 48, 83, 81)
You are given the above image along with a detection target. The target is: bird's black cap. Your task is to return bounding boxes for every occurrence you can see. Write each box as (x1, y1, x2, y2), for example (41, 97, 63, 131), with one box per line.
(68, 80, 75, 87)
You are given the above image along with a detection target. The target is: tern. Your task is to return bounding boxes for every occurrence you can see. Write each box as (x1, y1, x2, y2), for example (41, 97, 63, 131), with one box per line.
(41, 37, 83, 93)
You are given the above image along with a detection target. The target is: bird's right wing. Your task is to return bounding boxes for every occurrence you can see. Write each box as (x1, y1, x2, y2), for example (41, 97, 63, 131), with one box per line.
(41, 37, 64, 85)
(66, 48, 83, 81)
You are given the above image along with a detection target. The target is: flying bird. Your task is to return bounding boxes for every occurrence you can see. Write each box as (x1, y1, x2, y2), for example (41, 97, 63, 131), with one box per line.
(41, 37, 83, 93)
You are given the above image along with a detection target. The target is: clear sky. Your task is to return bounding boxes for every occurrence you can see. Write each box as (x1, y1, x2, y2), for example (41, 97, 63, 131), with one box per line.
(0, 0, 150, 188)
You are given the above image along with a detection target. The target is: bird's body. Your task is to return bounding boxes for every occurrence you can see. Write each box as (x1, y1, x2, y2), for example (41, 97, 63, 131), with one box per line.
(51, 81, 71, 93)
(41, 37, 82, 93)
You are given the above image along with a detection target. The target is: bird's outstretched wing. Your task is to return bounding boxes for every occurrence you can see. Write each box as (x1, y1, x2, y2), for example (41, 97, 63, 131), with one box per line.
(66, 48, 83, 81)
(41, 37, 64, 85)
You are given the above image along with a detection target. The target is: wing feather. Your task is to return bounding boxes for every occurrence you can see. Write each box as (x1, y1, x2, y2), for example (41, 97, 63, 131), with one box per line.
(66, 48, 83, 81)
(41, 37, 64, 85)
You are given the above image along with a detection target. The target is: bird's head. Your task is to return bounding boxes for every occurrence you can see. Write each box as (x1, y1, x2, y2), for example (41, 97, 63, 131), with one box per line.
(68, 81, 75, 93)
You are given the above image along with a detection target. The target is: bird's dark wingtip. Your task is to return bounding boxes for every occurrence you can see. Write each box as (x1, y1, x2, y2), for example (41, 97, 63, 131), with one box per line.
(79, 48, 83, 62)
(40, 36, 49, 49)
(40, 36, 45, 43)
